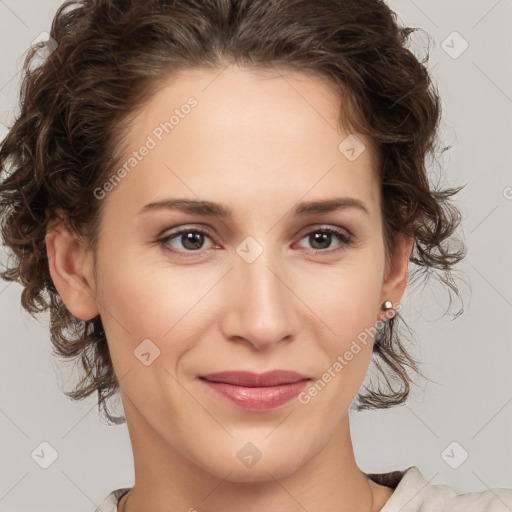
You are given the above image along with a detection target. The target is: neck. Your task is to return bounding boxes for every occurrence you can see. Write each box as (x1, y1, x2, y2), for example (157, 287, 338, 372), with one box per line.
(118, 394, 390, 512)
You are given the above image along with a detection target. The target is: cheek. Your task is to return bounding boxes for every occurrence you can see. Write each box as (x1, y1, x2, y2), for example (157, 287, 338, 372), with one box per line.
(294, 266, 383, 433)
(93, 247, 215, 365)
(92, 252, 200, 416)
(309, 256, 384, 382)
(317, 256, 384, 336)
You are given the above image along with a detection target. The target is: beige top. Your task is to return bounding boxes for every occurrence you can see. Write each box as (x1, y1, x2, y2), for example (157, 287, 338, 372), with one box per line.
(93, 466, 512, 512)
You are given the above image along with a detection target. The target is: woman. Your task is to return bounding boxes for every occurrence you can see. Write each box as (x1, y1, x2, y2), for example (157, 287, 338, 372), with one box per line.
(1, 0, 510, 511)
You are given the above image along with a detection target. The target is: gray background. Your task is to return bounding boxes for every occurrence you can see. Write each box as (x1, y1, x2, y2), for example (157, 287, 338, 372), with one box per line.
(1, 1, 511, 511)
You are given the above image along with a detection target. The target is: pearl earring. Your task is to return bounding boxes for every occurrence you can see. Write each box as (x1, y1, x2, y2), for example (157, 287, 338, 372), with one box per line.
(381, 300, 393, 311)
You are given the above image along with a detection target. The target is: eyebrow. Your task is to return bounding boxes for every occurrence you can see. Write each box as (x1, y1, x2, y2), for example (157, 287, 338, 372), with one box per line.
(139, 197, 369, 217)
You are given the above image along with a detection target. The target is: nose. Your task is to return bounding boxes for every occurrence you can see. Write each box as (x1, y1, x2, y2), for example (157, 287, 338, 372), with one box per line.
(219, 243, 300, 351)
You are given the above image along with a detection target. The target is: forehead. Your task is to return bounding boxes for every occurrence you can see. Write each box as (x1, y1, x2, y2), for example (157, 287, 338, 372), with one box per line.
(106, 64, 380, 223)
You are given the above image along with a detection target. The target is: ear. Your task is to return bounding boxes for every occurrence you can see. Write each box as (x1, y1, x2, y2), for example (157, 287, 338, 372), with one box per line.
(378, 233, 414, 321)
(45, 214, 99, 321)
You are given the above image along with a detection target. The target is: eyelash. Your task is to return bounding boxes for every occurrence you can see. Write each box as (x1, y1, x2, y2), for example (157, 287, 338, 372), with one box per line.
(157, 225, 355, 258)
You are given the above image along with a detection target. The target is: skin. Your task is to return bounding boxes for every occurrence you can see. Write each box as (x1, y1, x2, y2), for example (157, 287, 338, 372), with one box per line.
(45, 64, 413, 512)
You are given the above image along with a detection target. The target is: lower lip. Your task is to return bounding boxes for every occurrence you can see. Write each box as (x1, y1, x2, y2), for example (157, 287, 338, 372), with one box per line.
(200, 379, 310, 411)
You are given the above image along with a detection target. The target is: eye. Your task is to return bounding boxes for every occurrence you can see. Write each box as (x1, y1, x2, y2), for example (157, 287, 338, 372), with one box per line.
(295, 226, 355, 254)
(158, 225, 355, 258)
(158, 227, 215, 257)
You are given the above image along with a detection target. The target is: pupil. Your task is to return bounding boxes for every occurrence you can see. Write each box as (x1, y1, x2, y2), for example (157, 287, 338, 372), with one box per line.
(311, 232, 331, 249)
(183, 232, 204, 250)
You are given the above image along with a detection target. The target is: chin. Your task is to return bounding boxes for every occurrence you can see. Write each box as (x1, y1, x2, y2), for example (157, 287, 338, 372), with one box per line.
(208, 460, 304, 483)
(194, 440, 309, 483)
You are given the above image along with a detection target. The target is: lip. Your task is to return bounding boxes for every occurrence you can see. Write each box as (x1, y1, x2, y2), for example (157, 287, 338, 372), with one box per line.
(199, 370, 311, 411)
(199, 370, 310, 386)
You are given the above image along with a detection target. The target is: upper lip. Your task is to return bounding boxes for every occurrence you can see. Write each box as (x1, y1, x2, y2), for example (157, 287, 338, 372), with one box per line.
(199, 370, 311, 387)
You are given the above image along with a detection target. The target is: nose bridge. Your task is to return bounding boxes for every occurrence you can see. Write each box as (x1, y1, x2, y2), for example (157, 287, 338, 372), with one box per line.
(222, 236, 297, 348)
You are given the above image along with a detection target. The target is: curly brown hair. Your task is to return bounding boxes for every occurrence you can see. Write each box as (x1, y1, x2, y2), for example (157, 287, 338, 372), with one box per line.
(0, 0, 467, 425)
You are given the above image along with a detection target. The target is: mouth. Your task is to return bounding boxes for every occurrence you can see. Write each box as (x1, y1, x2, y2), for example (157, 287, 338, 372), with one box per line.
(198, 370, 311, 411)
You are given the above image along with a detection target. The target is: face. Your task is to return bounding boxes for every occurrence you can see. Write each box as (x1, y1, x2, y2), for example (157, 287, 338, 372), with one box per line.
(50, 64, 411, 483)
